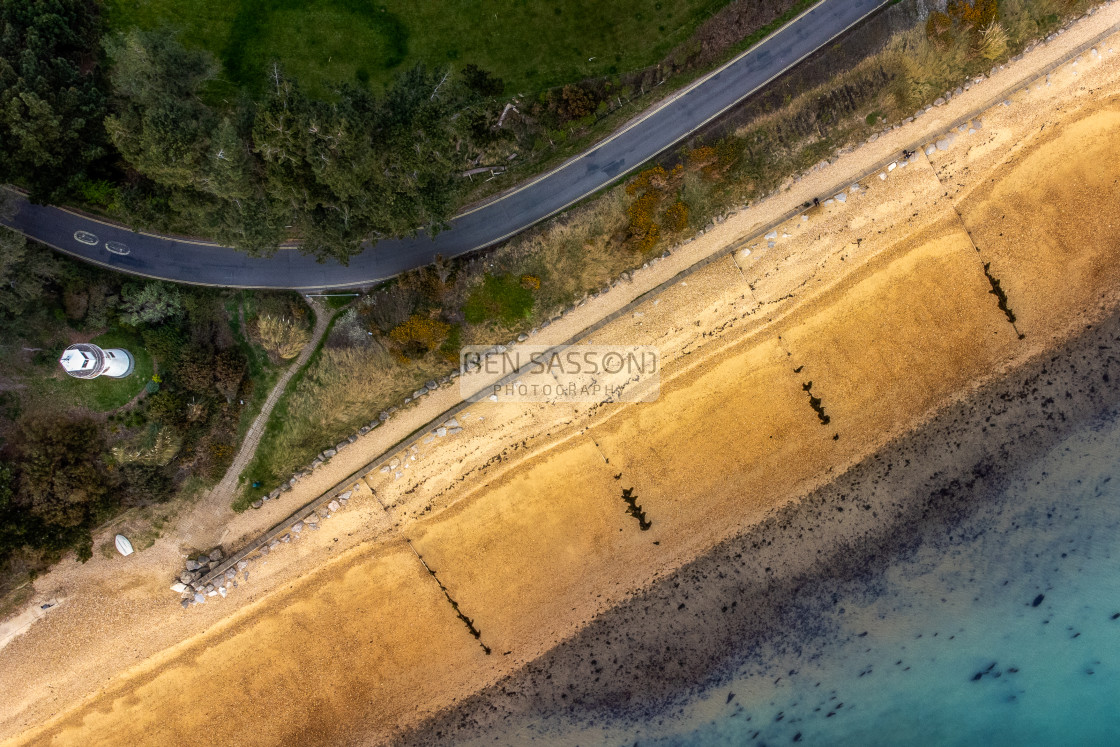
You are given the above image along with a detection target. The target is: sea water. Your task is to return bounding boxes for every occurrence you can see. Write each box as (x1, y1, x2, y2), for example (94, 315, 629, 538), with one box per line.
(644, 411, 1120, 746)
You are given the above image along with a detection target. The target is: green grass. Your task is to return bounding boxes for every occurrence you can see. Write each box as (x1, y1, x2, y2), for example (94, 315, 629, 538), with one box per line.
(464, 274, 535, 325)
(108, 0, 730, 97)
(38, 329, 153, 412)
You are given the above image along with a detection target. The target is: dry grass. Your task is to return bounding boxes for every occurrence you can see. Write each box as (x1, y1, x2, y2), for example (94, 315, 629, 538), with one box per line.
(251, 345, 450, 483)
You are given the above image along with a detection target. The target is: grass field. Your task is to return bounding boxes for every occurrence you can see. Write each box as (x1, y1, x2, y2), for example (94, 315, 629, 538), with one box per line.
(33, 330, 153, 413)
(108, 0, 730, 96)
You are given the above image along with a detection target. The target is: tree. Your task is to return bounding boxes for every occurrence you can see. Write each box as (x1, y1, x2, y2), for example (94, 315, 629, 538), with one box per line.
(0, 0, 109, 201)
(119, 281, 183, 326)
(0, 228, 61, 317)
(104, 29, 219, 191)
(17, 417, 109, 532)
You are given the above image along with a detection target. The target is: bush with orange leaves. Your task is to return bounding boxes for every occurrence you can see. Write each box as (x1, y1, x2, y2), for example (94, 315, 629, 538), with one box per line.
(627, 190, 662, 242)
(520, 274, 541, 290)
(663, 200, 689, 233)
(626, 165, 669, 196)
(389, 315, 451, 359)
(947, 0, 998, 30)
(687, 146, 718, 168)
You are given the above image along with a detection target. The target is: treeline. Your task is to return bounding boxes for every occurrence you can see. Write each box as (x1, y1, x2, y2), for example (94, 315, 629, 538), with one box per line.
(0, 1, 505, 262)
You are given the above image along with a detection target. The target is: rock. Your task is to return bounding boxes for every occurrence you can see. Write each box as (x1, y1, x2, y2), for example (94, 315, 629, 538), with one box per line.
(242, 572, 249, 581)
(328, 500, 341, 512)
(194, 593, 206, 604)
(209, 548, 223, 562)
(324, 448, 337, 459)
(179, 572, 194, 584)
(835, 193, 847, 203)
(390, 459, 400, 469)
(413, 388, 428, 399)
(368, 420, 379, 430)
(972, 119, 983, 131)
(444, 419, 460, 429)
(268, 540, 279, 550)
(448, 427, 463, 435)
(236, 560, 248, 571)
(381, 465, 391, 473)
(251, 499, 263, 509)
(225, 568, 236, 580)
(259, 544, 269, 556)
(867, 132, 878, 143)
(347, 434, 358, 444)
(436, 427, 448, 437)
(281, 534, 291, 543)
(293, 521, 304, 532)
(335, 441, 349, 452)
(517, 334, 528, 342)
(181, 599, 191, 609)
(936, 136, 953, 151)
(339, 491, 353, 502)
(887, 162, 896, 172)
(268, 489, 281, 500)
(764, 230, 777, 240)
(205, 583, 216, 593)
(218, 586, 228, 598)
(310, 458, 323, 470)
(379, 411, 390, 422)
(925, 144, 936, 156)
(933, 97, 946, 106)
(289, 477, 299, 488)
(387, 406, 398, 415)
(207, 590, 218, 597)
(403, 397, 412, 405)
(171, 582, 188, 593)
(185, 558, 201, 571)
(359, 426, 370, 435)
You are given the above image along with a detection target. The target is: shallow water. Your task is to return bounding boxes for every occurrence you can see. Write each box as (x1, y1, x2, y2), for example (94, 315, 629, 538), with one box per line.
(645, 411, 1120, 746)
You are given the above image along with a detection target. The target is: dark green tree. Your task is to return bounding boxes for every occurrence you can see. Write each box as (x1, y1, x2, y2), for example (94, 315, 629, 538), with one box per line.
(0, 0, 109, 201)
(17, 417, 109, 533)
(104, 28, 218, 191)
(0, 228, 61, 317)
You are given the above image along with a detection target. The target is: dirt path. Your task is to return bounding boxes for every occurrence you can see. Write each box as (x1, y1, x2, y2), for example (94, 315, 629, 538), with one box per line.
(178, 297, 331, 549)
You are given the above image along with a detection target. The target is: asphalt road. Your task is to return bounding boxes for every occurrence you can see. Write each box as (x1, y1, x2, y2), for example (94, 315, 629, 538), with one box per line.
(2, 0, 888, 290)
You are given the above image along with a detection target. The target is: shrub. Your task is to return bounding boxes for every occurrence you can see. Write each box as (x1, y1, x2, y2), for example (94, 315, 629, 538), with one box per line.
(520, 274, 541, 290)
(119, 282, 183, 327)
(664, 200, 690, 233)
(255, 315, 310, 360)
(389, 315, 451, 358)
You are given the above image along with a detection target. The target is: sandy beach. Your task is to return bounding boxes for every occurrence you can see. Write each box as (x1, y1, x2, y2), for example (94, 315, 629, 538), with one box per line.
(3, 8, 1120, 745)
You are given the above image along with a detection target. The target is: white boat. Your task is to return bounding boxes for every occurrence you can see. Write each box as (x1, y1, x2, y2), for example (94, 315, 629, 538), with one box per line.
(115, 534, 134, 556)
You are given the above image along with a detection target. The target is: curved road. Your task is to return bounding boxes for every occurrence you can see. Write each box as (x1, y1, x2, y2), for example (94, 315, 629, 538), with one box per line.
(2, 0, 887, 290)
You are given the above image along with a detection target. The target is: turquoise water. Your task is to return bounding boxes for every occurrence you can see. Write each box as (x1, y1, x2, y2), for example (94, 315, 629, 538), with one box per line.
(647, 413, 1120, 747)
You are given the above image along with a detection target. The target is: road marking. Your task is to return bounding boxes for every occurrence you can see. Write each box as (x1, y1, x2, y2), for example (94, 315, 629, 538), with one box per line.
(452, 0, 867, 220)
